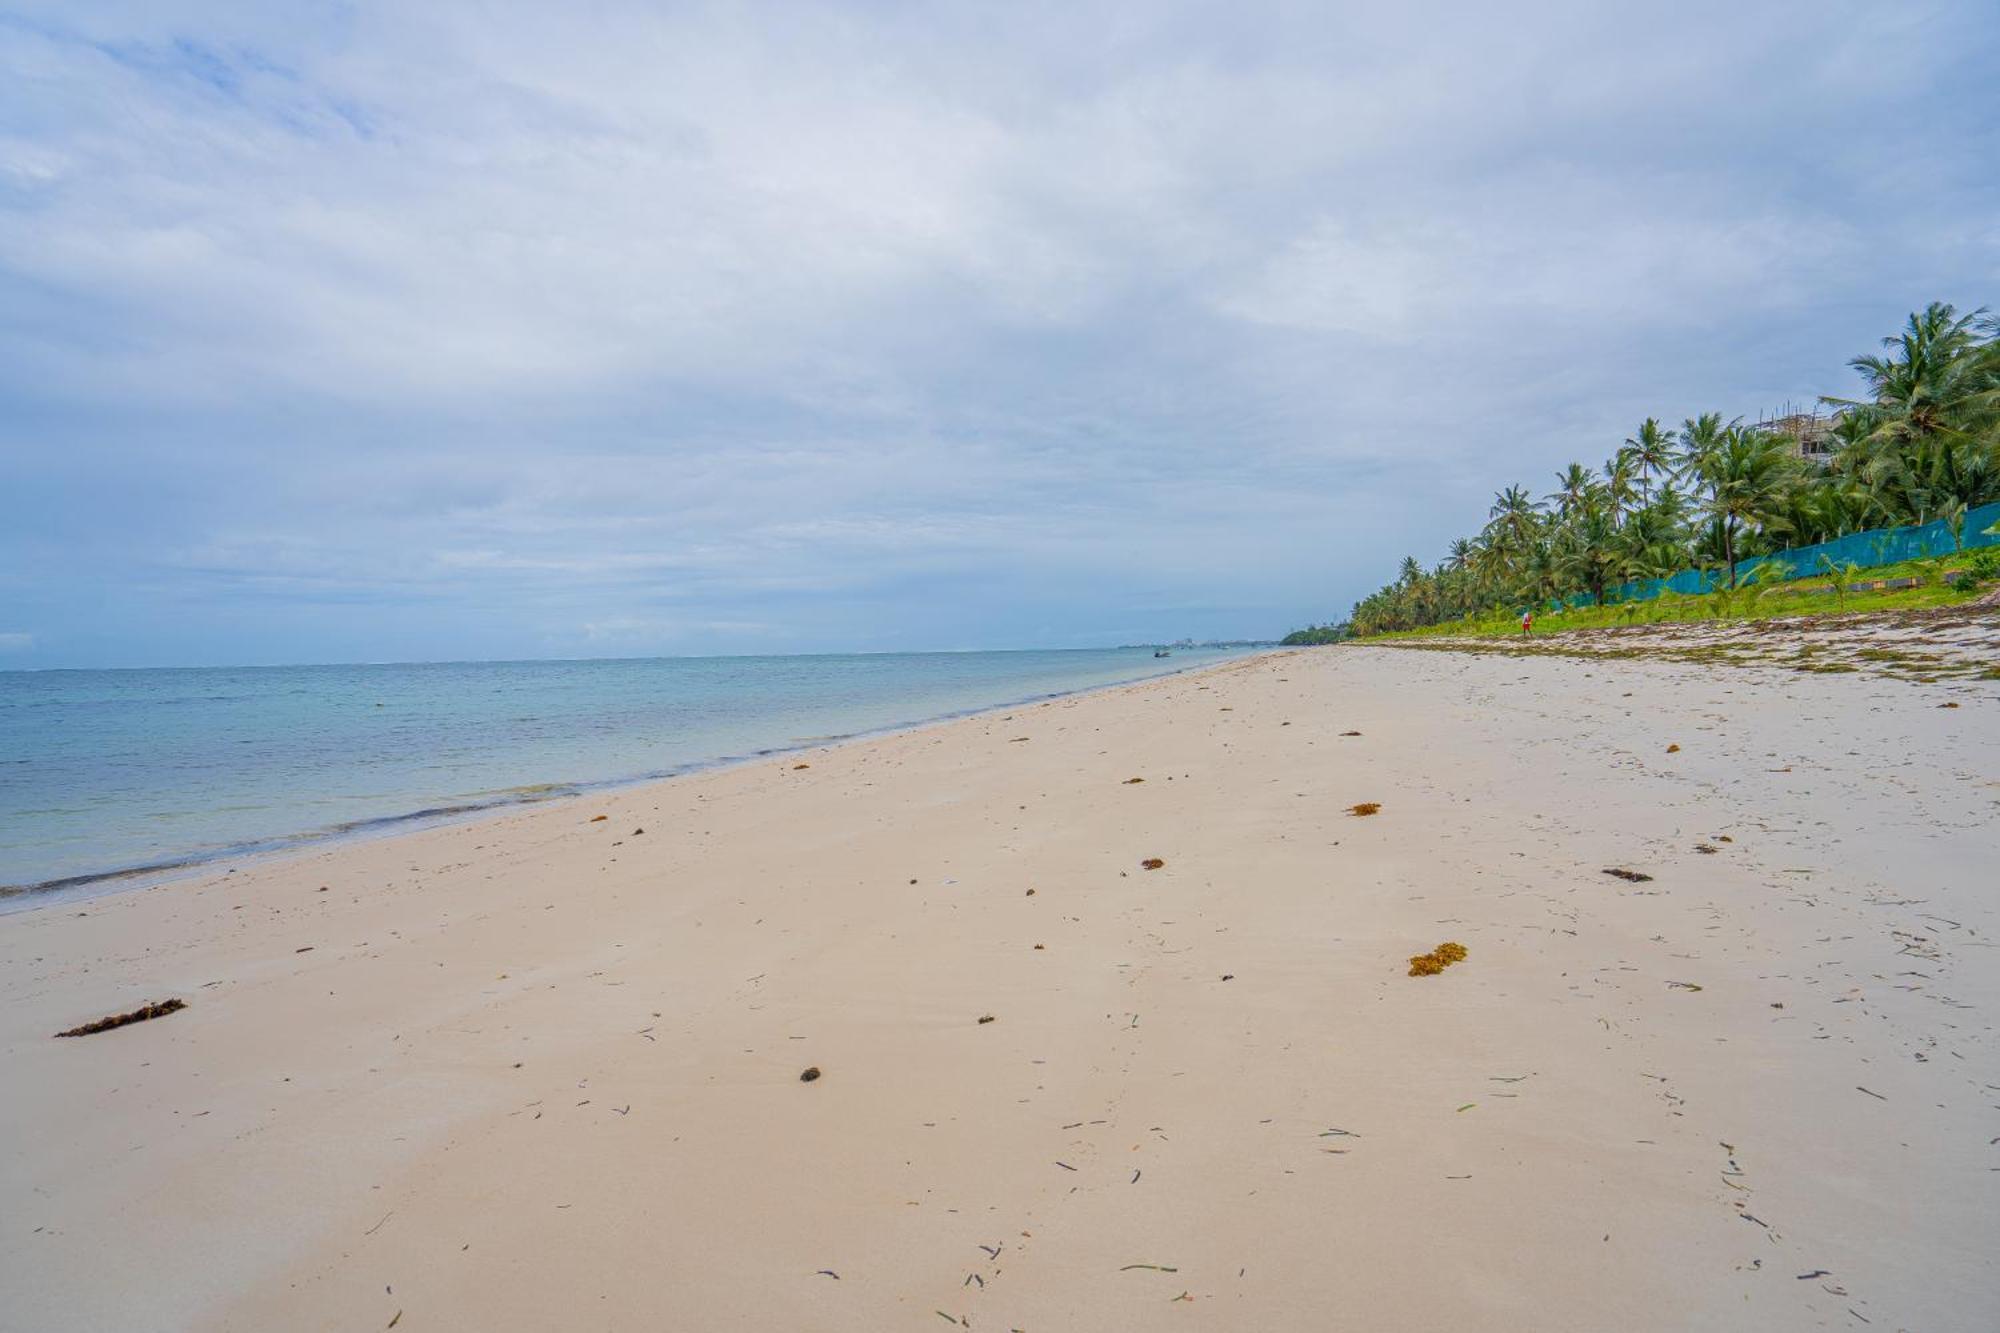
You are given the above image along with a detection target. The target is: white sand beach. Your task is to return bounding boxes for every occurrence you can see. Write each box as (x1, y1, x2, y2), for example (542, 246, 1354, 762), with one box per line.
(3, 645, 1995, 1331)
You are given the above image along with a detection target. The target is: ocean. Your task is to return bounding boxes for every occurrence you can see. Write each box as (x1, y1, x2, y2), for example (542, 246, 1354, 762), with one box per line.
(0, 647, 1255, 901)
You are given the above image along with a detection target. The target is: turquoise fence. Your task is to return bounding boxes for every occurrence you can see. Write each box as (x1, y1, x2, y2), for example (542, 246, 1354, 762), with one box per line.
(1564, 500, 2000, 608)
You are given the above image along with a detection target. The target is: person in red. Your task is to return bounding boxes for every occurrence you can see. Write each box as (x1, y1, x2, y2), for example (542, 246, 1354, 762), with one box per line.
(1521, 608, 1533, 637)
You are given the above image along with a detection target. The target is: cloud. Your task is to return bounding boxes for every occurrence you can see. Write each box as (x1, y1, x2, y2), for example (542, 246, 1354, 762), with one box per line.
(1, 0, 1996, 666)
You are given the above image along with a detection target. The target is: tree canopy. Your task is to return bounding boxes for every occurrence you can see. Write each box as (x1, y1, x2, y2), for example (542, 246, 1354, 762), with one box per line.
(1303, 302, 1999, 639)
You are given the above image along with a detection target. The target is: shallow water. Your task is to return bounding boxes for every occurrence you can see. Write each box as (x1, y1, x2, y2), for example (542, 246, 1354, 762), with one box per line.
(0, 647, 1253, 896)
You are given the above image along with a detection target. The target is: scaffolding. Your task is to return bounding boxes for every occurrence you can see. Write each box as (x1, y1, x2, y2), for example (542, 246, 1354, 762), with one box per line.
(1753, 400, 1843, 461)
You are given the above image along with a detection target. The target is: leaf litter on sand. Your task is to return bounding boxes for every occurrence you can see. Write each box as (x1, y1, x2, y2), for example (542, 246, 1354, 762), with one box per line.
(1603, 867, 1653, 882)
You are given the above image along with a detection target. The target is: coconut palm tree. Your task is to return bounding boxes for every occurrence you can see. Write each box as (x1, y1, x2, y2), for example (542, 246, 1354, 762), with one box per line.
(1676, 412, 1731, 484)
(1623, 418, 1677, 501)
(1556, 500, 1623, 605)
(1831, 302, 1992, 450)
(1548, 462, 1602, 521)
(1484, 485, 1543, 572)
(1603, 451, 1640, 523)
(1688, 425, 1798, 586)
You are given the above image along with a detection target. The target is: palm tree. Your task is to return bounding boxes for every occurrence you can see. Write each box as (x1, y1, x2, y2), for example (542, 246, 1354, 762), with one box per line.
(1831, 302, 1992, 450)
(1616, 509, 1680, 584)
(1688, 425, 1798, 586)
(1623, 418, 1676, 501)
(1484, 485, 1543, 574)
(1825, 302, 2000, 524)
(1548, 462, 1602, 521)
(1603, 451, 1640, 523)
(1676, 412, 1731, 484)
(1556, 500, 1623, 605)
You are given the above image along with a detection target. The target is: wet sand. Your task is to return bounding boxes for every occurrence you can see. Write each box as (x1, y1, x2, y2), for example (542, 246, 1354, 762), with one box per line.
(2, 645, 1994, 1330)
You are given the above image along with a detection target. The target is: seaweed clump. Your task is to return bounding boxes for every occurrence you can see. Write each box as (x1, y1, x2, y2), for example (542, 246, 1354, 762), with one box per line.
(1408, 942, 1468, 977)
(54, 998, 186, 1038)
(1347, 802, 1382, 817)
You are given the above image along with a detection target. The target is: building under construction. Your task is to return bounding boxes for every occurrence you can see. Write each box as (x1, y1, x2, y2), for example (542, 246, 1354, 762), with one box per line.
(1753, 402, 1844, 462)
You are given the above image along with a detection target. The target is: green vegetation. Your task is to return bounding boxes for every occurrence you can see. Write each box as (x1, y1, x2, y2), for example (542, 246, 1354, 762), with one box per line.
(1375, 557, 1985, 641)
(1291, 302, 2000, 639)
(1280, 622, 1350, 645)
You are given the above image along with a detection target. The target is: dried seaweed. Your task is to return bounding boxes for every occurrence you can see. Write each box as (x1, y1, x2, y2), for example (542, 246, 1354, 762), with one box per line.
(1603, 868, 1653, 882)
(1407, 941, 1468, 977)
(799, 1066, 822, 1083)
(1140, 857, 1166, 870)
(54, 998, 186, 1038)
(1347, 802, 1381, 817)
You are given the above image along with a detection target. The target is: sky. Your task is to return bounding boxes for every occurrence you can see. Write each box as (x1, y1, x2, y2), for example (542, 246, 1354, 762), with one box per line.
(2, 1, 1996, 668)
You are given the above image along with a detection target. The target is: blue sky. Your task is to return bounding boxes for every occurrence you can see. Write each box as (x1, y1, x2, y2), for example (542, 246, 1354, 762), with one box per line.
(2, 1, 1996, 668)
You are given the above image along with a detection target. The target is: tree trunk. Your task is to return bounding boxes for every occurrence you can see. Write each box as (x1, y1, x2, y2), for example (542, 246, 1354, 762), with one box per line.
(1724, 519, 1738, 589)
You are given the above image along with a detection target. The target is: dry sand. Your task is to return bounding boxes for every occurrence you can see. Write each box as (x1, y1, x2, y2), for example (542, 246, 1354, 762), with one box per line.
(2, 646, 1995, 1331)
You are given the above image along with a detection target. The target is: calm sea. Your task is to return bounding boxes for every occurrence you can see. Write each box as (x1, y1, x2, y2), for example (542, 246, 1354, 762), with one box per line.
(0, 647, 1255, 901)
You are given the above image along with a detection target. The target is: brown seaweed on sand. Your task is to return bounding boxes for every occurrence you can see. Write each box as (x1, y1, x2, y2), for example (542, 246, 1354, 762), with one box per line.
(1347, 802, 1381, 817)
(799, 1066, 822, 1083)
(1603, 867, 1654, 882)
(1140, 857, 1166, 870)
(55, 998, 186, 1038)
(1407, 942, 1468, 977)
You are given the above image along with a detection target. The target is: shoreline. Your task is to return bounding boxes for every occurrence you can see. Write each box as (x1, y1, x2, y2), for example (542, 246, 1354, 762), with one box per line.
(3, 644, 1991, 1330)
(1, 650, 1271, 914)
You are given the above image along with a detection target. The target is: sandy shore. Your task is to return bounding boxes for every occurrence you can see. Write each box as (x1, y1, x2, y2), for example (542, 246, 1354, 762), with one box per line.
(3, 646, 1995, 1331)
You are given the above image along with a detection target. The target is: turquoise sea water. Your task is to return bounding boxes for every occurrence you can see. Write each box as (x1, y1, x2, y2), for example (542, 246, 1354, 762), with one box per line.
(0, 648, 1255, 899)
